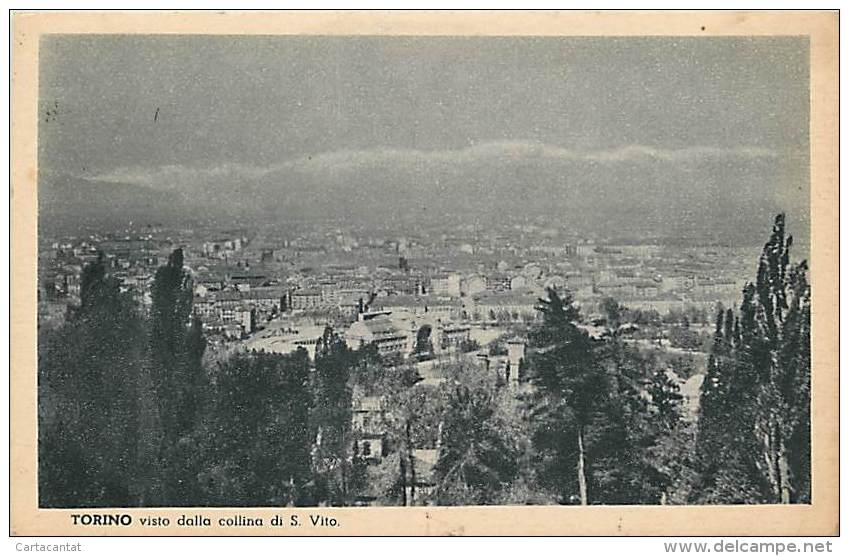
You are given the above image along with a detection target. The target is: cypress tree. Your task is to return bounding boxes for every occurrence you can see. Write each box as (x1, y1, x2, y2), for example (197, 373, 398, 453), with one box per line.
(694, 214, 810, 504)
(749, 215, 810, 503)
(149, 248, 205, 503)
(312, 326, 355, 505)
(694, 305, 766, 503)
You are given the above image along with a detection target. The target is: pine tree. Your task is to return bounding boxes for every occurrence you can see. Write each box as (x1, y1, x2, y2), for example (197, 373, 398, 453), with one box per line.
(643, 367, 687, 504)
(593, 341, 683, 504)
(526, 287, 606, 505)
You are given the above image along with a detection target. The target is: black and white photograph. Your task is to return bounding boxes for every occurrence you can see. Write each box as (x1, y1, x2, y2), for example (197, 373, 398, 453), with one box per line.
(10, 9, 839, 538)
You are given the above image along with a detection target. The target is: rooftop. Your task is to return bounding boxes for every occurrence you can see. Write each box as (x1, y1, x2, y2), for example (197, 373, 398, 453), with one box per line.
(372, 295, 462, 308)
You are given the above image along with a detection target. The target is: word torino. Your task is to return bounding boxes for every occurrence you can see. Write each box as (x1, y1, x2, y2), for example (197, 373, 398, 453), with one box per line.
(68, 513, 341, 528)
(71, 514, 132, 526)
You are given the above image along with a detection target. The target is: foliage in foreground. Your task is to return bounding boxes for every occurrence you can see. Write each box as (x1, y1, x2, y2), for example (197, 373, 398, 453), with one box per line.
(38, 215, 810, 507)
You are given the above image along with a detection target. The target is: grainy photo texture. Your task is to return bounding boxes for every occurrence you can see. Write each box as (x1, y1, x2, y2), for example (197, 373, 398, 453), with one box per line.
(37, 34, 812, 510)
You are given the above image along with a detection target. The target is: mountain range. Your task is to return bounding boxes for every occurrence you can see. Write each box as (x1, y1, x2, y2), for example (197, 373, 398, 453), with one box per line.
(38, 142, 809, 244)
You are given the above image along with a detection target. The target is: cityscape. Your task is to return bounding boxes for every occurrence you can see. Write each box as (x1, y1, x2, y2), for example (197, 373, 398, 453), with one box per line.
(39, 218, 764, 358)
(36, 34, 811, 508)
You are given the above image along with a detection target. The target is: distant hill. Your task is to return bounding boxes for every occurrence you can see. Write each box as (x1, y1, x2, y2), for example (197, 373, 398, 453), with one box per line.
(37, 147, 809, 245)
(38, 173, 189, 234)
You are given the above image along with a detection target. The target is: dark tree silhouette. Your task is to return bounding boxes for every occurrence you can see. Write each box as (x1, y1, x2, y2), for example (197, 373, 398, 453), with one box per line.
(695, 214, 810, 504)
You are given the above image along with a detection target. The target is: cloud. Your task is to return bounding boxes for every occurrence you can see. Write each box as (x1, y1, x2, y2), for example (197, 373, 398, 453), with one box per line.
(83, 140, 780, 189)
(282, 141, 778, 170)
(86, 162, 272, 188)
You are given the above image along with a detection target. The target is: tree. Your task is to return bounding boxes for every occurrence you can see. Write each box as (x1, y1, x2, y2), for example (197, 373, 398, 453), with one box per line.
(592, 341, 680, 504)
(311, 326, 356, 505)
(413, 324, 434, 356)
(693, 303, 764, 503)
(643, 368, 688, 504)
(601, 297, 624, 329)
(195, 349, 312, 506)
(526, 288, 692, 505)
(694, 214, 810, 504)
(749, 215, 810, 503)
(459, 338, 481, 353)
(667, 323, 705, 352)
(149, 248, 206, 504)
(526, 287, 606, 505)
(434, 385, 519, 505)
(39, 254, 146, 507)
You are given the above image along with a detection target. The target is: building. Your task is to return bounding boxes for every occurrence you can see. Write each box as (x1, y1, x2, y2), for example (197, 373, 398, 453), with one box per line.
(461, 274, 487, 296)
(202, 237, 243, 258)
(346, 315, 409, 356)
(352, 394, 386, 461)
(434, 321, 472, 352)
(595, 281, 637, 299)
(505, 338, 527, 388)
(246, 286, 286, 313)
(484, 273, 512, 292)
(576, 243, 596, 257)
(661, 274, 696, 292)
(290, 289, 322, 310)
(428, 273, 461, 297)
(480, 338, 527, 389)
(620, 293, 686, 315)
(194, 277, 224, 296)
(192, 287, 286, 335)
(370, 295, 462, 319)
(467, 290, 539, 321)
(379, 274, 423, 295)
(607, 244, 662, 258)
(244, 323, 326, 359)
(692, 277, 740, 296)
(510, 275, 528, 291)
(633, 281, 662, 298)
(53, 269, 81, 300)
(229, 272, 269, 289)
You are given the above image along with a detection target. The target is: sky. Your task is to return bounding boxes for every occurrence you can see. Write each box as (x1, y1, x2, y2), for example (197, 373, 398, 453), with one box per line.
(39, 35, 809, 175)
(37, 35, 810, 240)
